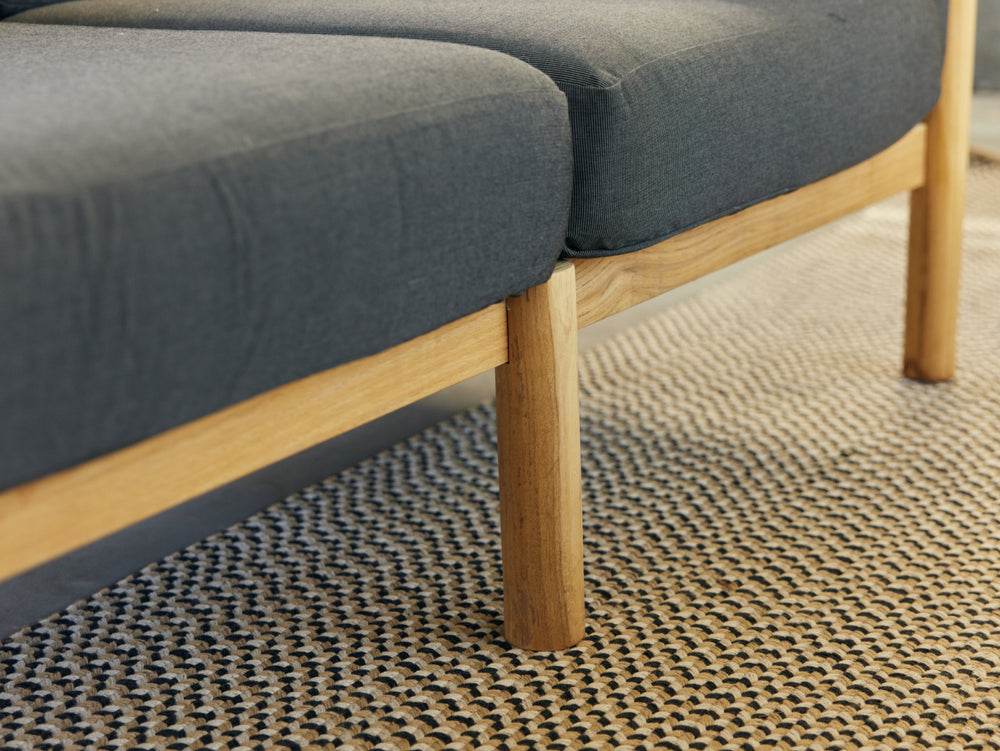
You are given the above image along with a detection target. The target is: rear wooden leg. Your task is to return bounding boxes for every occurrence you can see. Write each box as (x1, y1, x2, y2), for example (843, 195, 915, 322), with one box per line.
(904, 0, 977, 382)
(495, 261, 584, 650)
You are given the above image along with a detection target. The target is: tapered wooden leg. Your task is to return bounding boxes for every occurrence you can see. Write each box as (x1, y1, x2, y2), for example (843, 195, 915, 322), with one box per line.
(495, 261, 584, 650)
(904, 0, 977, 382)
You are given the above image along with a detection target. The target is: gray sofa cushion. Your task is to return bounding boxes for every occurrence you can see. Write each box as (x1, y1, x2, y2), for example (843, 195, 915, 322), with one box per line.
(0, 22, 571, 490)
(11, 0, 947, 255)
(0, 0, 56, 17)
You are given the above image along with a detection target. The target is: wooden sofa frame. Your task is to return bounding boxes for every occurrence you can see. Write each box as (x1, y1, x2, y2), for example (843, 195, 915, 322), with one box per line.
(0, 1, 977, 650)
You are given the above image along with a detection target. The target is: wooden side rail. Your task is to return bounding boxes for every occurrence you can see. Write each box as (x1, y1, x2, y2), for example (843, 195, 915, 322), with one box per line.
(573, 124, 928, 328)
(0, 303, 509, 582)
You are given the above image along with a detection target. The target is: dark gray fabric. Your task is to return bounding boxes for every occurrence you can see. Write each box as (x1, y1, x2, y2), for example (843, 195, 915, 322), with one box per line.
(0, 23, 572, 490)
(937, 0, 951, 47)
(0, 0, 57, 17)
(12, 0, 948, 255)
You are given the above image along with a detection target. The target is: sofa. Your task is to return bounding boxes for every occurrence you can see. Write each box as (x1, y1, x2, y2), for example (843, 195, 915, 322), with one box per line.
(0, 0, 975, 650)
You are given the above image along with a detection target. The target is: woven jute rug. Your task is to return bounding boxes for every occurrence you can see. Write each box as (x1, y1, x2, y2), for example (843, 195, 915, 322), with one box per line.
(2, 161, 999, 750)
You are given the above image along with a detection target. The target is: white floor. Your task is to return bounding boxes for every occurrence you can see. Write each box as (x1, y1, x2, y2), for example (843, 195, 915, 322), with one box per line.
(2, 95, 998, 639)
(972, 91, 1000, 155)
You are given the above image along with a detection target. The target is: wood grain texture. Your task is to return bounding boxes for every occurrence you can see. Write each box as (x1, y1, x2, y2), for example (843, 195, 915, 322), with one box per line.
(495, 262, 584, 650)
(0, 303, 509, 582)
(904, 0, 978, 382)
(573, 125, 928, 329)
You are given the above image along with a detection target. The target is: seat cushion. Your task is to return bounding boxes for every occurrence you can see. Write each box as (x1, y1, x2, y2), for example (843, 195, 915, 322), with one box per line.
(0, 22, 571, 490)
(0, 0, 55, 16)
(10, 0, 947, 255)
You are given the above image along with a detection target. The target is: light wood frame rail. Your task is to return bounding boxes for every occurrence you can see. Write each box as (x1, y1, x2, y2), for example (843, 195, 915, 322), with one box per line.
(572, 125, 928, 328)
(0, 1, 975, 652)
(0, 303, 511, 581)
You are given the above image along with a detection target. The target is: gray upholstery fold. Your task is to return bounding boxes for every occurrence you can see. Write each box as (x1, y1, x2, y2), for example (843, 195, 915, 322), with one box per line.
(11, 0, 948, 254)
(0, 23, 572, 490)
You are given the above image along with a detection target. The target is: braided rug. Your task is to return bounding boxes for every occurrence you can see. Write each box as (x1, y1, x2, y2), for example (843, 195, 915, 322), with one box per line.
(2, 161, 999, 750)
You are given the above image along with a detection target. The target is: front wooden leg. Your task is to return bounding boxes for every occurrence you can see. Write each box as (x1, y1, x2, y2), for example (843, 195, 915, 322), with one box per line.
(495, 261, 584, 650)
(904, 0, 977, 382)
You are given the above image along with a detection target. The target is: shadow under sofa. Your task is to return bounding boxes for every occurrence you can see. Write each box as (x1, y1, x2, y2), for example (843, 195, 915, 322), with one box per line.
(0, 0, 976, 651)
